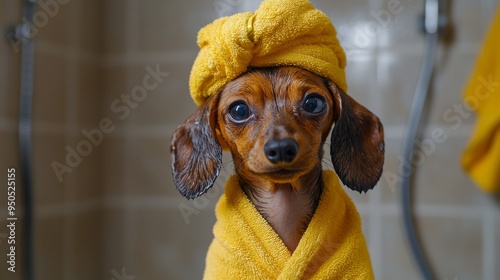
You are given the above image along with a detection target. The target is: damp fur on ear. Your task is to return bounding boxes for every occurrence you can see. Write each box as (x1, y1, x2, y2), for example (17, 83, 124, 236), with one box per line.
(170, 94, 222, 199)
(328, 82, 385, 193)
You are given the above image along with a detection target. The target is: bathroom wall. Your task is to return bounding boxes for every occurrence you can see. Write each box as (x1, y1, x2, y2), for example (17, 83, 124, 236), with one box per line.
(0, 0, 499, 279)
(0, 1, 23, 278)
(0, 0, 105, 279)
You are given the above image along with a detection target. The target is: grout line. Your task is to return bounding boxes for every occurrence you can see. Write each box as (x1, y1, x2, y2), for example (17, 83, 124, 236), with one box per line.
(363, 15, 382, 271)
(0, 199, 485, 220)
(494, 212, 498, 280)
(104, 196, 183, 209)
(30, 196, 182, 218)
(368, 183, 383, 278)
(36, 40, 199, 67)
(31, 39, 483, 68)
(377, 42, 483, 56)
(0, 29, 8, 122)
(122, 0, 141, 269)
(32, 122, 472, 140)
(32, 121, 68, 134)
(103, 51, 198, 67)
(0, 195, 183, 219)
(108, 124, 178, 138)
(14, 121, 475, 140)
(402, 204, 480, 218)
(1, 120, 87, 135)
(384, 124, 475, 139)
(36, 198, 105, 218)
(36, 40, 102, 65)
(62, 1, 82, 278)
(482, 201, 496, 280)
(356, 203, 483, 219)
(35, 41, 199, 66)
(1, 0, 19, 121)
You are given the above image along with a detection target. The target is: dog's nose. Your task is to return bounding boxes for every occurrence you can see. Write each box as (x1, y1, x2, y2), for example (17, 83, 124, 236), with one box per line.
(264, 139, 299, 163)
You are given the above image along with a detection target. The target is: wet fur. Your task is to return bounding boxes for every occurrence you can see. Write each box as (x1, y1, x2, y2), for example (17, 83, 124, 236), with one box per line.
(171, 67, 384, 252)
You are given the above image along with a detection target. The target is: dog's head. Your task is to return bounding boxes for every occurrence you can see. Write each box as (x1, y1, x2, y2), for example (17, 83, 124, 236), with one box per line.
(171, 67, 384, 199)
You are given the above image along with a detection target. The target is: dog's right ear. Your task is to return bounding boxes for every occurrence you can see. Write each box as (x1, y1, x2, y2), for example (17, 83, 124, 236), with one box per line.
(170, 94, 222, 199)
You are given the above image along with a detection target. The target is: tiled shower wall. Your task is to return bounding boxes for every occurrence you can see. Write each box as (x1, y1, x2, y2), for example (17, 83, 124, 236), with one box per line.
(0, 0, 105, 279)
(0, 0, 499, 279)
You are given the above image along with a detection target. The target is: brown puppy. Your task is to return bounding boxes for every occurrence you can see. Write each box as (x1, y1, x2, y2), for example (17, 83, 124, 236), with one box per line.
(171, 66, 384, 252)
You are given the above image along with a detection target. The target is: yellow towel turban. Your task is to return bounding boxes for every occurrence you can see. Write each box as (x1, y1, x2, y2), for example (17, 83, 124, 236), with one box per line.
(189, 0, 347, 106)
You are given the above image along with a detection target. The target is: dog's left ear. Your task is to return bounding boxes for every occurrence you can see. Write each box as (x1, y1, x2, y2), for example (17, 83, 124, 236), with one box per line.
(328, 82, 385, 193)
(170, 94, 222, 199)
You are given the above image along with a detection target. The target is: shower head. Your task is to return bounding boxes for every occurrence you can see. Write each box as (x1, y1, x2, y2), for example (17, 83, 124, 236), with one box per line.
(425, 0, 439, 33)
(420, 0, 448, 34)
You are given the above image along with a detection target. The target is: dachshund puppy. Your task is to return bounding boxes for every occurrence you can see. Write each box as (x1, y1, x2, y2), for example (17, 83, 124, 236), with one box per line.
(171, 66, 384, 252)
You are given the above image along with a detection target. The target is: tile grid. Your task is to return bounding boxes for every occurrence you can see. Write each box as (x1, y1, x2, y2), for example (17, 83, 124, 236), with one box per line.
(22, 1, 109, 277)
(122, 0, 142, 272)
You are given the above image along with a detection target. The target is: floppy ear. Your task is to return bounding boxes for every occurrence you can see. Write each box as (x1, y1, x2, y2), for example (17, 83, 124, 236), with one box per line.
(328, 82, 385, 193)
(170, 94, 222, 199)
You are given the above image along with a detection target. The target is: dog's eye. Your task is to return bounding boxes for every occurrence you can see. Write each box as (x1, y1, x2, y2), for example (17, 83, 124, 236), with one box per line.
(303, 95, 326, 114)
(229, 102, 251, 122)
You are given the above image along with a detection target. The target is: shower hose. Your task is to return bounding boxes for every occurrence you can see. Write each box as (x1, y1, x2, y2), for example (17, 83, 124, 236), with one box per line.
(400, 23, 439, 280)
(7, 0, 37, 279)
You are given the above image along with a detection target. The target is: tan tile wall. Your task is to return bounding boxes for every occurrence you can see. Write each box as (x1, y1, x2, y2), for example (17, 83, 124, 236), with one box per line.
(0, 0, 499, 279)
(0, 1, 26, 280)
(1, 0, 105, 279)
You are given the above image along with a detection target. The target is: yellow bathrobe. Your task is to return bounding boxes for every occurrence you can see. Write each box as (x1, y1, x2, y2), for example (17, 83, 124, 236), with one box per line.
(461, 4, 500, 193)
(204, 170, 374, 280)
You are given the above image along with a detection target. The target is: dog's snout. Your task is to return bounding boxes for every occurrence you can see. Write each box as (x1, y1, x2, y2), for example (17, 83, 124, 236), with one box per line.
(264, 138, 299, 163)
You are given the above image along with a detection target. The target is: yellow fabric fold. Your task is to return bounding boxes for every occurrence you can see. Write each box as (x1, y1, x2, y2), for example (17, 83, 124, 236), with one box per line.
(190, 0, 347, 105)
(203, 170, 374, 280)
(461, 4, 500, 193)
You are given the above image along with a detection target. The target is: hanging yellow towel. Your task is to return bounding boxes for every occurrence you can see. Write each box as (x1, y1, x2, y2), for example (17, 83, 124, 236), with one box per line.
(461, 4, 500, 193)
(204, 171, 374, 280)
